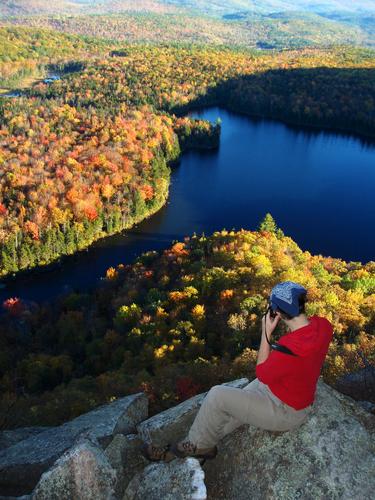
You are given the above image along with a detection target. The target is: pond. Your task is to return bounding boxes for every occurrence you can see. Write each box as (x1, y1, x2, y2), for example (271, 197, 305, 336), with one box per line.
(1, 106, 374, 303)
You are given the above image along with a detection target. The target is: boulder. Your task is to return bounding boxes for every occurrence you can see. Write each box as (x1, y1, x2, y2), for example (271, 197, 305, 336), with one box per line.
(104, 434, 148, 498)
(0, 393, 147, 496)
(123, 458, 206, 500)
(31, 439, 116, 500)
(202, 378, 375, 499)
(0, 427, 50, 451)
(137, 378, 249, 446)
(335, 366, 375, 402)
(357, 400, 375, 413)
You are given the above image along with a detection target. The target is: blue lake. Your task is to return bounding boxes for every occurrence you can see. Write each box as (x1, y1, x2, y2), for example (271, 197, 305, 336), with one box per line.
(1, 106, 374, 303)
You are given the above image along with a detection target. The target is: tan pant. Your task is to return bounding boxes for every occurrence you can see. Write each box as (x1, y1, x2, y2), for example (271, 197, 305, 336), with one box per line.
(187, 378, 313, 448)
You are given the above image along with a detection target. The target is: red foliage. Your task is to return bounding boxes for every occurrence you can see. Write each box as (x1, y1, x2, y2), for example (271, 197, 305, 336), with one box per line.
(0, 203, 7, 216)
(176, 376, 201, 401)
(84, 206, 98, 221)
(2, 297, 24, 316)
(55, 167, 65, 179)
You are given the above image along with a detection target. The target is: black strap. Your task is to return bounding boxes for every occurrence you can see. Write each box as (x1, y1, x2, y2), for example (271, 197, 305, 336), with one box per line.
(271, 343, 298, 356)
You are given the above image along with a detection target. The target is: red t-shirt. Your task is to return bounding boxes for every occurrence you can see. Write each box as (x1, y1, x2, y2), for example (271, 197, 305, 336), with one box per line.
(255, 315, 334, 410)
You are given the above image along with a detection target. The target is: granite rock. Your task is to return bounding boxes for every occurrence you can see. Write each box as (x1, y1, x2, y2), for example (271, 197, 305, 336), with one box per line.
(0, 393, 147, 496)
(31, 439, 116, 500)
(335, 366, 375, 402)
(123, 458, 206, 500)
(104, 434, 148, 498)
(0, 427, 50, 451)
(137, 378, 249, 446)
(202, 378, 375, 499)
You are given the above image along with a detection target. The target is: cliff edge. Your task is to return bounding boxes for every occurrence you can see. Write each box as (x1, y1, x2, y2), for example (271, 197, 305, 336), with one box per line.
(0, 377, 374, 500)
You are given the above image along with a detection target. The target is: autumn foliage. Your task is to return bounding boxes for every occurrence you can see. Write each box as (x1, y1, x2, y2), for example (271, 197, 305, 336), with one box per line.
(0, 227, 374, 428)
(1, 44, 374, 276)
(0, 40, 375, 428)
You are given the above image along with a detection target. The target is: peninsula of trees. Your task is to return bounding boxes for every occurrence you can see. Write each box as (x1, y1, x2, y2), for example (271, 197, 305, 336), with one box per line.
(1, 223, 374, 428)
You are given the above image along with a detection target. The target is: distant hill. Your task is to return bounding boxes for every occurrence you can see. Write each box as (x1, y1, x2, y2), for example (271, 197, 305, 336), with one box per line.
(147, 0, 375, 16)
(1, 1, 374, 50)
(0, 0, 73, 16)
(2, 0, 375, 18)
(0, 0, 177, 17)
(2, 11, 369, 49)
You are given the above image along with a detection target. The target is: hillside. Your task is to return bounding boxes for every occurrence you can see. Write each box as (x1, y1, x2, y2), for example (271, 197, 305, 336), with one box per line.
(1, 224, 374, 429)
(0, 0, 233, 17)
(0, 0, 177, 17)
(161, 0, 375, 16)
(1, 11, 370, 50)
(0, 5, 374, 497)
(1, 1, 375, 50)
(0, 26, 117, 62)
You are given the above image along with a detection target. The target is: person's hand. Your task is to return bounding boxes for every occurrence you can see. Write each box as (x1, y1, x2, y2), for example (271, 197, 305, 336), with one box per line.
(262, 310, 280, 338)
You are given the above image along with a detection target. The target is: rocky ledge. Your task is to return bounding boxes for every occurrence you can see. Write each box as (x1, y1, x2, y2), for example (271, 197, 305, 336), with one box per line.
(0, 377, 374, 500)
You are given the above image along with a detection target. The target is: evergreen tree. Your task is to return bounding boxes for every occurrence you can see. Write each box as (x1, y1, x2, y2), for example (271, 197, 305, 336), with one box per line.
(259, 213, 285, 238)
(1, 238, 18, 274)
(132, 191, 147, 220)
(65, 224, 76, 255)
(259, 213, 277, 233)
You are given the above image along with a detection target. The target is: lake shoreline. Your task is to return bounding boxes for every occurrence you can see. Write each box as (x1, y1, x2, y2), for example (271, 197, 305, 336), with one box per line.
(179, 100, 375, 145)
(0, 139, 219, 288)
(1, 106, 374, 303)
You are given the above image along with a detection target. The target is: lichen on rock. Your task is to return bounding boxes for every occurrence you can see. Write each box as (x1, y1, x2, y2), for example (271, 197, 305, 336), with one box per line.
(123, 458, 206, 500)
(31, 439, 117, 500)
(202, 378, 375, 499)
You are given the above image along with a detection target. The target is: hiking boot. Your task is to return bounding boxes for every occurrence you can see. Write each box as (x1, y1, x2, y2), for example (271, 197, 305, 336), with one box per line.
(170, 439, 218, 461)
(141, 442, 176, 462)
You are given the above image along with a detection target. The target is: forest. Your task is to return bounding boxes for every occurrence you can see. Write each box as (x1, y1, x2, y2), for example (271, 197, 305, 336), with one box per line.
(0, 26, 119, 90)
(0, 21, 374, 430)
(1, 42, 375, 278)
(2, 11, 371, 51)
(2, 0, 375, 49)
(1, 220, 374, 428)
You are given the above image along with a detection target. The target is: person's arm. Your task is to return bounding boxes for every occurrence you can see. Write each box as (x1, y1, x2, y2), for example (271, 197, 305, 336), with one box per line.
(256, 310, 280, 365)
(257, 329, 271, 365)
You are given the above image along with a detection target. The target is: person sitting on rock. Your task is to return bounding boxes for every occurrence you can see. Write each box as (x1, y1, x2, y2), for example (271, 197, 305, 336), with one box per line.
(142, 281, 334, 462)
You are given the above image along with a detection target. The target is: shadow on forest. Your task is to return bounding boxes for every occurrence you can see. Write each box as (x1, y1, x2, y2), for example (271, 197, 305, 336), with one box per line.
(171, 66, 375, 147)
